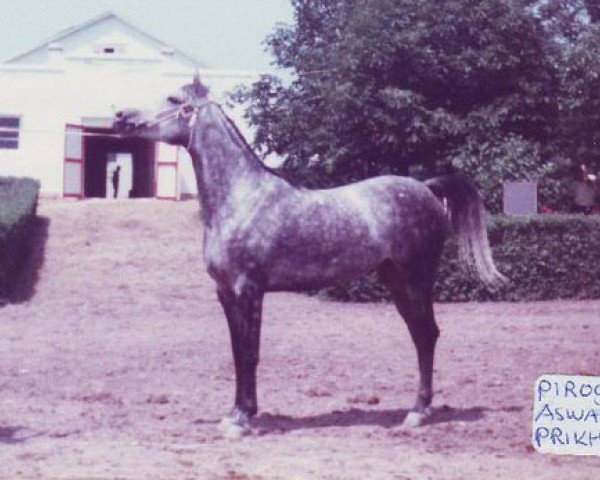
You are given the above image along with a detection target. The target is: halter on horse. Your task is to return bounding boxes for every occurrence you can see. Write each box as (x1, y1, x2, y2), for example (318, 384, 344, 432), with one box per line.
(114, 75, 505, 437)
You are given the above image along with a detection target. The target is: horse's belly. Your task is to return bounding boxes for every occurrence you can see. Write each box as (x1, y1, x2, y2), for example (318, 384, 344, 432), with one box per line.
(266, 245, 384, 291)
(268, 266, 369, 291)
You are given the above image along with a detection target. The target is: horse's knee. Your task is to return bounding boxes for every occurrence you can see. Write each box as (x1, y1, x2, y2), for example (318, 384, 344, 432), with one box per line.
(410, 315, 439, 351)
(217, 285, 234, 304)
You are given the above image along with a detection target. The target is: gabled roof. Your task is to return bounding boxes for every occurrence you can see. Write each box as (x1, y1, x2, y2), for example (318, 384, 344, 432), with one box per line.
(5, 11, 203, 66)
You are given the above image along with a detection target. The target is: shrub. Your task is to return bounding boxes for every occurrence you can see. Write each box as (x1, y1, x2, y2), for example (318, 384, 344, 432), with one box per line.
(450, 135, 569, 213)
(319, 215, 600, 302)
(0, 177, 40, 305)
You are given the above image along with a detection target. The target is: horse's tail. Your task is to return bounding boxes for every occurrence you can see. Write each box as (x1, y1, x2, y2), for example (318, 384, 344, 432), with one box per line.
(425, 174, 506, 287)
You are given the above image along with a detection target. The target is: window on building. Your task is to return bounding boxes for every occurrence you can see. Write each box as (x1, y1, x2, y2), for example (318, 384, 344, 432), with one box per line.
(94, 43, 126, 56)
(0, 116, 20, 150)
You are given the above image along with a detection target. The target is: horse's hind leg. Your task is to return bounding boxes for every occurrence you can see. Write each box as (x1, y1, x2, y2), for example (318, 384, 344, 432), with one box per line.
(378, 261, 440, 427)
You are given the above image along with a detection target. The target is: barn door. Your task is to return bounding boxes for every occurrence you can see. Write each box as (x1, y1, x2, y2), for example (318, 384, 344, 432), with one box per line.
(63, 124, 85, 198)
(155, 142, 179, 200)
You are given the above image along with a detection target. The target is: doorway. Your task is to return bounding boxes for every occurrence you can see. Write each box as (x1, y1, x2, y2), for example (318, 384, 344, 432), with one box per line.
(106, 153, 133, 199)
(83, 128, 155, 198)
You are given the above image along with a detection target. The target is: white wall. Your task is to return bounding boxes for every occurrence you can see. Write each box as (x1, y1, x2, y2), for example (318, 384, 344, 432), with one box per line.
(0, 62, 257, 197)
(0, 68, 68, 195)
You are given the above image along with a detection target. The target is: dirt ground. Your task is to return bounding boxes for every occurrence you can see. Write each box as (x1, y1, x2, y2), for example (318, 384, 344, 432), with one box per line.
(1, 199, 599, 479)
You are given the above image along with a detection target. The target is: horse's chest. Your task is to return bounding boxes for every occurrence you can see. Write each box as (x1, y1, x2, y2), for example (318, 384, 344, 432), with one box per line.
(203, 229, 230, 276)
(203, 226, 258, 282)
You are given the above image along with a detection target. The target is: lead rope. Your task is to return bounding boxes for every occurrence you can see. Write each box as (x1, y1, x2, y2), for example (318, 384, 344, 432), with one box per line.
(145, 102, 191, 124)
(143, 102, 200, 148)
(143, 100, 217, 150)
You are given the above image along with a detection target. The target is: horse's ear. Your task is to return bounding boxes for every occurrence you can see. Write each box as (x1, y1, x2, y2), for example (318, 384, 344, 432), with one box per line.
(191, 72, 209, 98)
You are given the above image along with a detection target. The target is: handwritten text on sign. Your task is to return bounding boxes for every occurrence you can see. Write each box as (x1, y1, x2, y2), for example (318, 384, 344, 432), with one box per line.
(533, 375, 600, 455)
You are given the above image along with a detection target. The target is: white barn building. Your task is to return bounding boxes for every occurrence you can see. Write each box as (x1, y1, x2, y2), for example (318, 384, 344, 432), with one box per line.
(0, 12, 257, 199)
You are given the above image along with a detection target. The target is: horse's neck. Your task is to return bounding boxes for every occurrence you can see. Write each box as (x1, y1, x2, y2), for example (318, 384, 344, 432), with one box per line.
(189, 137, 273, 226)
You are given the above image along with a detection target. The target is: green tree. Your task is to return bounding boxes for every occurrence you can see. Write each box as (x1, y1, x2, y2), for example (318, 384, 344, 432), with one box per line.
(236, 0, 562, 210)
(538, 0, 600, 175)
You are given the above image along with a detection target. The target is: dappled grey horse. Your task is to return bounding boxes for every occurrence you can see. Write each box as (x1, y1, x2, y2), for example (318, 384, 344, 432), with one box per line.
(114, 76, 505, 437)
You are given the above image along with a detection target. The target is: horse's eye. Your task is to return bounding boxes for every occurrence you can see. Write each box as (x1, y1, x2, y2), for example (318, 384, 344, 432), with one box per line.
(168, 96, 183, 105)
(182, 105, 195, 115)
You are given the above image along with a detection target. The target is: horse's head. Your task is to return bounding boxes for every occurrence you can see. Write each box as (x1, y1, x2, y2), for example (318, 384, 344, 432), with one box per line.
(113, 75, 210, 146)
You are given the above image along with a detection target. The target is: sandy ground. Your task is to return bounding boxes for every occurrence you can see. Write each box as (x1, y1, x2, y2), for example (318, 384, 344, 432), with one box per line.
(1, 198, 600, 479)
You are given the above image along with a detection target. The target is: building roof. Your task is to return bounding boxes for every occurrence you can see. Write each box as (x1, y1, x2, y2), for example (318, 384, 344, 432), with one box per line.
(5, 11, 203, 67)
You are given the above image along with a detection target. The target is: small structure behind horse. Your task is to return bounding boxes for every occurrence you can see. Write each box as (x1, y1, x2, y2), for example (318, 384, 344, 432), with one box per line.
(114, 76, 505, 437)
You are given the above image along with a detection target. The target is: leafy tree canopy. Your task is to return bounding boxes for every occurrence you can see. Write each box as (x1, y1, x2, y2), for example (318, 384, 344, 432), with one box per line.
(536, 0, 600, 176)
(234, 0, 599, 211)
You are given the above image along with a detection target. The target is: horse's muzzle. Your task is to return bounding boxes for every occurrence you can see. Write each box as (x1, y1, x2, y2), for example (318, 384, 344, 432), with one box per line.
(113, 109, 144, 131)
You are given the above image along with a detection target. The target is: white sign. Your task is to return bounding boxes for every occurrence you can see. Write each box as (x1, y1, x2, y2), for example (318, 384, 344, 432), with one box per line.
(503, 181, 537, 215)
(533, 375, 600, 455)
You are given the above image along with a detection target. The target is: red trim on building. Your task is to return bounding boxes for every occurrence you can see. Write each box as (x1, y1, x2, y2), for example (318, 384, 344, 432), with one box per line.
(63, 124, 85, 199)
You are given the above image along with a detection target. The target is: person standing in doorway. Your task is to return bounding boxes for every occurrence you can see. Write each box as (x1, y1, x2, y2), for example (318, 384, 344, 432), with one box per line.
(112, 166, 121, 198)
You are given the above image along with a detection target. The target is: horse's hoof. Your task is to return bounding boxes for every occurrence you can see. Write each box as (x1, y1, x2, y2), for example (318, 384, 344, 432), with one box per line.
(218, 416, 251, 439)
(402, 408, 431, 428)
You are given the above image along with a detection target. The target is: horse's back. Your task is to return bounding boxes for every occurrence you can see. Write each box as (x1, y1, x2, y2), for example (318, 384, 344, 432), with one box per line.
(320, 174, 448, 231)
(284, 175, 448, 261)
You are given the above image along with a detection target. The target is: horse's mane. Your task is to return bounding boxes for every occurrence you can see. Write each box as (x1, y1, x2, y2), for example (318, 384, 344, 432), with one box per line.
(215, 104, 297, 186)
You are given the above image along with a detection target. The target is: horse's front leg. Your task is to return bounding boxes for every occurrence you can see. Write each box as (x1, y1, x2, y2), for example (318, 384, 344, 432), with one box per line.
(216, 281, 264, 437)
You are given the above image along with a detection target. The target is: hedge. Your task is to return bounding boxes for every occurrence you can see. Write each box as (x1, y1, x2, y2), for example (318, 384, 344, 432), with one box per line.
(318, 215, 600, 303)
(0, 177, 40, 305)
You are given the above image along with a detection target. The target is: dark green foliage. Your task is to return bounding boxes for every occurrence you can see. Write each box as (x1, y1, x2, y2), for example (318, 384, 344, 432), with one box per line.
(450, 135, 569, 212)
(530, 0, 600, 176)
(319, 215, 600, 302)
(233, 0, 600, 213)
(556, 27, 600, 173)
(235, 0, 562, 205)
(0, 177, 40, 305)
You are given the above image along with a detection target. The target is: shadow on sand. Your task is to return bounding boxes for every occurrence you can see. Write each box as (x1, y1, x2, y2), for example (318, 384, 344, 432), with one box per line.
(8, 216, 50, 304)
(250, 404, 522, 435)
(0, 426, 28, 445)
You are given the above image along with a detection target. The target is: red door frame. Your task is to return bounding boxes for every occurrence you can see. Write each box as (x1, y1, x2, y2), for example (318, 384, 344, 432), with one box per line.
(63, 124, 85, 199)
